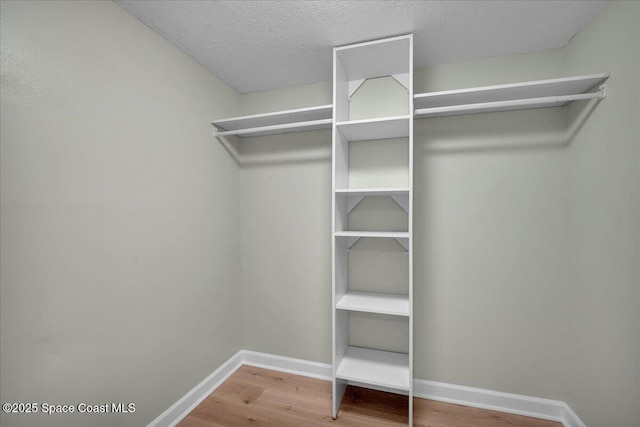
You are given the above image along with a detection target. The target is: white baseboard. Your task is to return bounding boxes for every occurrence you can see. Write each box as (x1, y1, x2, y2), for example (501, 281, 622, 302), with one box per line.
(413, 379, 585, 427)
(147, 350, 243, 427)
(148, 350, 585, 427)
(242, 350, 332, 381)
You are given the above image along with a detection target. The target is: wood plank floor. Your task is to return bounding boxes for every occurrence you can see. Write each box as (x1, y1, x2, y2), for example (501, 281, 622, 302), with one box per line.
(179, 365, 562, 427)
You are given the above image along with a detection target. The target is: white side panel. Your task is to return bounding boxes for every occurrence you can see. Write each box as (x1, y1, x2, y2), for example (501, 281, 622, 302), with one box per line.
(407, 33, 414, 427)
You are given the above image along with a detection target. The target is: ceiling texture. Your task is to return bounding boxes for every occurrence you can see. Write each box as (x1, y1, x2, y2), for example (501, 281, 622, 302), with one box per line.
(115, 0, 606, 94)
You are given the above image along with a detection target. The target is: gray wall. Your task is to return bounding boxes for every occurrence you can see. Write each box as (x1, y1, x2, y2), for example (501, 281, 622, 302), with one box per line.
(0, 1, 241, 426)
(1, 2, 638, 427)
(238, 3, 639, 426)
(564, 3, 640, 426)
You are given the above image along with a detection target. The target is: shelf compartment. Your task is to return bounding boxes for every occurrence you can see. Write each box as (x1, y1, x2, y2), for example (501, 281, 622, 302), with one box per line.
(336, 188, 409, 214)
(414, 73, 609, 118)
(336, 116, 410, 141)
(335, 35, 411, 81)
(212, 104, 333, 137)
(337, 291, 409, 317)
(336, 346, 410, 391)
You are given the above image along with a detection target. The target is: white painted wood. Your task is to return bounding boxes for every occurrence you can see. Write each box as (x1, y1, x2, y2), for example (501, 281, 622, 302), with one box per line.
(391, 73, 410, 91)
(241, 350, 332, 381)
(337, 291, 410, 316)
(335, 187, 410, 197)
(406, 33, 415, 427)
(390, 194, 410, 213)
(335, 230, 410, 239)
(413, 73, 609, 118)
(346, 196, 364, 213)
(414, 92, 605, 118)
(212, 104, 332, 131)
(348, 79, 366, 98)
(333, 34, 414, 425)
(412, 378, 581, 427)
(336, 346, 410, 391)
(336, 115, 410, 141)
(150, 349, 586, 427)
(332, 45, 341, 419)
(335, 35, 412, 81)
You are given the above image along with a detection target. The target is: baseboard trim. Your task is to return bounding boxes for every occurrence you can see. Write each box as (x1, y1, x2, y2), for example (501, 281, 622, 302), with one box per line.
(413, 379, 585, 427)
(242, 349, 332, 381)
(148, 350, 586, 427)
(147, 350, 243, 427)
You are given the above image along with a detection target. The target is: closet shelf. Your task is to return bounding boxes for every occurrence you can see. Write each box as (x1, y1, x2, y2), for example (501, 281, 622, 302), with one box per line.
(335, 188, 409, 197)
(337, 291, 409, 316)
(336, 346, 410, 391)
(212, 104, 332, 137)
(414, 73, 609, 118)
(334, 231, 409, 239)
(336, 115, 410, 141)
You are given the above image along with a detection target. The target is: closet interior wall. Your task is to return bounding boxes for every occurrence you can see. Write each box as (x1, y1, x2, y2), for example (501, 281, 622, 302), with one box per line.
(0, 2, 243, 427)
(236, 5, 639, 426)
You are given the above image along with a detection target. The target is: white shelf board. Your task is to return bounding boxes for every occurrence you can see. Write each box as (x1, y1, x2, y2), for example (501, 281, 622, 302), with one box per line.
(334, 231, 409, 239)
(212, 104, 332, 137)
(336, 291, 409, 316)
(336, 346, 410, 391)
(414, 74, 609, 118)
(336, 35, 411, 81)
(336, 116, 410, 141)
(335, 188, 409, 197)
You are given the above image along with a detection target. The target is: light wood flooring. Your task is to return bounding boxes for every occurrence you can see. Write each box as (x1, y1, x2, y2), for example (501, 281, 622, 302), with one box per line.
(179, 365, 562, 427)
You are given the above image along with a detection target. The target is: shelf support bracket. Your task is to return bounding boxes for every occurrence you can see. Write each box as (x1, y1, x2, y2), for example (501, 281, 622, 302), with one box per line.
(348, 79, 366, 100)
(391, 73, 410, 91)
(348, 196, 364, 213)
(390, 195, 409, 213)
(347, 236, 361, 249)
(394, 237, 409, 251)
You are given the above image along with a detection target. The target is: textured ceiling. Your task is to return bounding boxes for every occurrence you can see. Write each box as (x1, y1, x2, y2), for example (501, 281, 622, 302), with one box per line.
(115, 0, 606, 94)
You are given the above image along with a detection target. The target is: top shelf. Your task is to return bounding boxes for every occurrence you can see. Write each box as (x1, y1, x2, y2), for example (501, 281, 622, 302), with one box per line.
(414, 73, 609, 118)
(212, 104, 333, 137)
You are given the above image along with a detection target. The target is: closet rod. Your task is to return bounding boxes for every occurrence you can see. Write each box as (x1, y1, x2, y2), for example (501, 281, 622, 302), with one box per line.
(414, 87, 605, 117)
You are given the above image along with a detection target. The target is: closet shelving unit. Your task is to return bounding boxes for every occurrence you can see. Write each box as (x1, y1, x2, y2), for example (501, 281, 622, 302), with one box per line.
(211, 34, 609, 427)
(332, 34, 414, 424)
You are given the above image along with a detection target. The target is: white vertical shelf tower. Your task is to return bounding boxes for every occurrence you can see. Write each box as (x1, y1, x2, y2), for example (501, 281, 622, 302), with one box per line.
(332, 35, 414, 424)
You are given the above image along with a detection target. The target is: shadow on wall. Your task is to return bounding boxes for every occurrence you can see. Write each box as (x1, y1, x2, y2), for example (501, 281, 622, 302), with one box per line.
(216, 95, 601, 166)
(413, 99, 602, 155)
(216, 129, 331, 167)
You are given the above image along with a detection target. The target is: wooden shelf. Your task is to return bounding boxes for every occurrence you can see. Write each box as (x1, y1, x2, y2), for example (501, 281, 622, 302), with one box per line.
(337, 291, 409, 316)
(335, 188, 409, 197)
(336, 346, 410, 391)
(336, 116, 410, 141)
(212, 104, 332, 137)
(414, 73, 609, 118)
